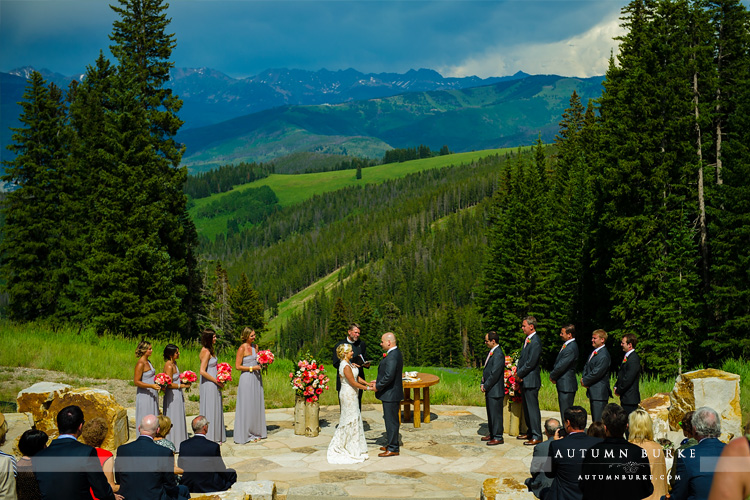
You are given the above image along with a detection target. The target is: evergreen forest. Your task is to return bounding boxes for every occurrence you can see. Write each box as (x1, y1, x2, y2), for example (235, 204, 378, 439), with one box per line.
(2, 0, 750, 381)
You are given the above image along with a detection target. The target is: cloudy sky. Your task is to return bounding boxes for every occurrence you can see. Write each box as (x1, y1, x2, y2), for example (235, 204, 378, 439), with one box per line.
(1, 0, 629, 79)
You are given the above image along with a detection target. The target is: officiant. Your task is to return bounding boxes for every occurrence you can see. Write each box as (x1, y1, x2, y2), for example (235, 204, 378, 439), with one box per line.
(332, 323, 369, 410)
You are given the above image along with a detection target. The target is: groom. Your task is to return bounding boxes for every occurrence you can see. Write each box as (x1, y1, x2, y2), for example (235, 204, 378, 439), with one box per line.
(371, 332, 403, 457)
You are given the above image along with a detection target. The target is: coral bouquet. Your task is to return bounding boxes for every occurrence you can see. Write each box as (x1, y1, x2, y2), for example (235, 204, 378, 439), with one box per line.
(257, 350, 275, 373)
(216, 362, 232, 385)
(289, 355, 330, 403)
(180, 370, 197, 391)
(154, 372, 171, 391)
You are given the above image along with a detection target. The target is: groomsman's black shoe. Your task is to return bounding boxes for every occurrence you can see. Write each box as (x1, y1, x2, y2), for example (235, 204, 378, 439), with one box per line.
(516, 434, 529, 440)
(481, 435, 492, 441)
(486, 439, 504, 445)
(378, 450, 399, 457)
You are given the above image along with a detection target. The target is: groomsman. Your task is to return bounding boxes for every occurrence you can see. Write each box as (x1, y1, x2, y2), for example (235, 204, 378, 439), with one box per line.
(614, 333, 641, 418)
(580, 329, 611, 423)
(517, 316, 543, 445)
(481, 331, 505, 445)
(549, 324, 579, 423)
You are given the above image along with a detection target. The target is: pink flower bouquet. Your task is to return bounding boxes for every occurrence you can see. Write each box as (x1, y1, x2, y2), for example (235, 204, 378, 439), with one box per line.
(180, 370, 197, 391)
(154, 372, 171, 392)
(289, 355, 330, 403)
(257, 350, 275, 373)
(216, 362, 232, 385)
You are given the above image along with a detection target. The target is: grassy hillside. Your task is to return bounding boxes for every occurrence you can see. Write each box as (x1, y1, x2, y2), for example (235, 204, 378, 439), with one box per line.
(177, 75, 604, 168)
(190, 147, 515, 240)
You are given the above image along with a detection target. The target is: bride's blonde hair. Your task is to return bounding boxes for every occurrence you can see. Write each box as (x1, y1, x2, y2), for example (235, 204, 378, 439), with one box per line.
(336, 343, 352, 360)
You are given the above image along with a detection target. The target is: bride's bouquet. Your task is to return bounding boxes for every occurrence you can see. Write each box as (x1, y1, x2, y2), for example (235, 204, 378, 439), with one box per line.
(289, 354, 330, 403)
(216, 362, 232, 386)
(180, 370, 197, 391)
(257, 350, 275, 374)
(154, 372, 171, 392)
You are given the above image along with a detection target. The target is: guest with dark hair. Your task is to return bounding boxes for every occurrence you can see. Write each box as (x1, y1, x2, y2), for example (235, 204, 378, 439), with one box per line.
(669, 410, 697, 490)
(80, 418, 119, 499)
(163, 343, 189, 452)
(579, 403, 653, 500)
(586, 421, 607, 439)
(34, 405, 118, 500)
(134, 339, 160, 437)
(17, 429, 48, 500)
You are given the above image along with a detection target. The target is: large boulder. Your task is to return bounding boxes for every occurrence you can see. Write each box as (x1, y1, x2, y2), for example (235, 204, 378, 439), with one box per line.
(17, 382, 129, 451)
(667, 368, 742, 441)
(640, 392, 671, 440)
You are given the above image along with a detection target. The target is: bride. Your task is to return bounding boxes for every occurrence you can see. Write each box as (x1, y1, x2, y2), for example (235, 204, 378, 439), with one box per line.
(327, 343, 371, 464)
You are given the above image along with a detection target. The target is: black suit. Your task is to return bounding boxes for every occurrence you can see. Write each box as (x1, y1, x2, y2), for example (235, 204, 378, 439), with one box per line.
(482, 345, 505, 440)
(581, 347, 611, 422)
(116, 435, 188, 500)
(546, 432, 602, 500)
(178, 435, 237, 493)
(34, 436, 115, 500)
(333, 338, 367, 409)
(549, 339, 579, 422)
(526, 438, 554, 498)
(579, 437, 653, 500)
(614, 351, 641, 416)
(375, 347, 404, 452)
(517, 333, 542, 441)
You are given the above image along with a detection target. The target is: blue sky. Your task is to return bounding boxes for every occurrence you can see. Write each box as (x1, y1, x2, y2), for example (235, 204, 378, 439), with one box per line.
(1, 0, 629, 79)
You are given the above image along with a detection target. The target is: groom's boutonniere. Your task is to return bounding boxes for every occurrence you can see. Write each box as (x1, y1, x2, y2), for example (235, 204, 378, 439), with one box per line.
(561, 344, 566, 350)
(623, 356, 627, 363)
(525, 338, 530, 345)
(489, 350, 494, 357)
(382, 353, 387, 358)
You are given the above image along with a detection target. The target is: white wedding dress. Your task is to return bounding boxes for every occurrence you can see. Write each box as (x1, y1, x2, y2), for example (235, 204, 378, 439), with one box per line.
(327, 360, 369, 464)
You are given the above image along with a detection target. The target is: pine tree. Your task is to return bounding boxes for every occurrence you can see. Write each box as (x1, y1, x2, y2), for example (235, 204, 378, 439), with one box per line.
(324, 297, 349, 358)
(230, 272, 265, 341)
(1, 72, 71, 320)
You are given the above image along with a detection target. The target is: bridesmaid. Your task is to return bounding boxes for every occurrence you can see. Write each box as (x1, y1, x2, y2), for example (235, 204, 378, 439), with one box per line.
(199, 329, 226, 443)
(134, 339, 160, 436)
(162, 343, 189, 452)
(234, 327, 267, 444)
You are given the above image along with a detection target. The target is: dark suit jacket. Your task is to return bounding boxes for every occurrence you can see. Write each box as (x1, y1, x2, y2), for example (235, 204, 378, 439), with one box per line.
(614, 351, 641, 406)
(332, 338, 367, 392)
(34, 436, 115, 500)
(550, 340, 579, 393)
(579, 437, 653, 500)
(527, 438, 554, 498)
(116, 435, 179, 500)
(581, 347, 611, 401)
(517, 333, 542, 389)
(668, 437, 726, 500)
(546, 432, 602, 500)
(375, 347, 403, 402)
(482, 345, 506, 398)
(178, 435, 232, 493)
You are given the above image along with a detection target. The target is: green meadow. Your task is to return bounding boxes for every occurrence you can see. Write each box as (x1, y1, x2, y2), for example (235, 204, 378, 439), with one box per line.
(2, 320, 746, 427)
(189, 148, 515, 240)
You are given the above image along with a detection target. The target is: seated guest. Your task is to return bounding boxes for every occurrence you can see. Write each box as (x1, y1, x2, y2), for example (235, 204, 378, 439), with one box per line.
(547, 406, 602, 500)
(628, 409, 668, 500)
(0, 413, 17, 500)
(80, 417, 119, 498)
(525, 418, 561, 499)
(708, 422, 750, 500)
(154, 415, 184, 476)
(666, 406, 725, 500)
(586, 421, 607, 439)
(115, 414, 189, 500)
(17, 429, 48, 500)
(580, 403, 653, 500)
(33, 405, 117, 500)
(670, 410, 697, 490)
(178, 416, 237, 493)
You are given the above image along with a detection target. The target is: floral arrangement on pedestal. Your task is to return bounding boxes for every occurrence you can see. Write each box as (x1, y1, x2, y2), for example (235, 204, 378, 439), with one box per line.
(154, 372, 171, 391)
(289, 355, 330, 403)
(257, 350, 275, 373)
(504, 350, 521, 402)
(180, 370, 197, 391)
(216, 362, 232, 385)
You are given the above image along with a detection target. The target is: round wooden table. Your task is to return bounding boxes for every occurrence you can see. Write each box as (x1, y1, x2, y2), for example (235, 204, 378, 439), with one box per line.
(400, 373, 440, 428)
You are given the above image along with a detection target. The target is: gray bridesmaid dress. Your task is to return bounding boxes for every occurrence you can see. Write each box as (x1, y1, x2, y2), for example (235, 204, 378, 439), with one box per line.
(200, 356, 226, 443)
(135, 361, 159, 435)
(233, 347, 267, 444)
(163, 366, 188, 452)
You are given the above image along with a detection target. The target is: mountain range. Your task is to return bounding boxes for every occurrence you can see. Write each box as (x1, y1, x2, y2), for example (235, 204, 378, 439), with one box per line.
(1, 65, 603, 174)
